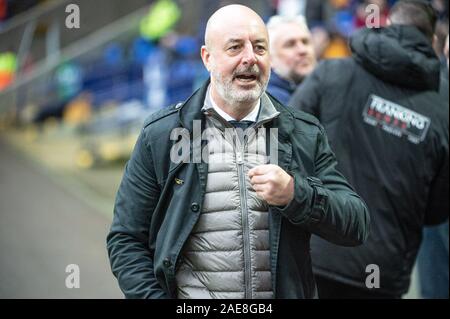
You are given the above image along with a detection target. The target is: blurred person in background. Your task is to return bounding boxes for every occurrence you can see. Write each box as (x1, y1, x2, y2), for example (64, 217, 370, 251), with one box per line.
(107, 4, 370, 299)
(417, 34, 449, 299)
(266, 15, 317, 105)
(289, 0, 449, 298)
(309, 0, 354, 59)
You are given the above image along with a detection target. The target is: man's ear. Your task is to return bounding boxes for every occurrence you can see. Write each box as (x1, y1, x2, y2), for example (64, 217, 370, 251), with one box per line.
(201, 45, 211, 72)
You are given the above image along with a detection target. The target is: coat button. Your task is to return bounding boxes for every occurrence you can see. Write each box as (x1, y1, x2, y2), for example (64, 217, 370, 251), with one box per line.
(190, 202, 200, 212)
(163, 258, 172, 267)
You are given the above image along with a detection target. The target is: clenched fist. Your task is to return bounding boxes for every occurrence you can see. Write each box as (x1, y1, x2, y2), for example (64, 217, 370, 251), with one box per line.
(248, 164, 294, 206)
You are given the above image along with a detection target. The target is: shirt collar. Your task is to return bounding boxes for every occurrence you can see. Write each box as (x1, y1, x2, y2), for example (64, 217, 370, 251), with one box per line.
(204, 85, 260, 122)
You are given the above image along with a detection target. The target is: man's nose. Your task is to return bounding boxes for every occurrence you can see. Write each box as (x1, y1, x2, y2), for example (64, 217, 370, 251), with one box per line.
(241, 45, 257, 65)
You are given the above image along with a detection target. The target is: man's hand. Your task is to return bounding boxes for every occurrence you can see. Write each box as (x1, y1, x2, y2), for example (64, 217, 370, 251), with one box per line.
(248, 164, 294, 206)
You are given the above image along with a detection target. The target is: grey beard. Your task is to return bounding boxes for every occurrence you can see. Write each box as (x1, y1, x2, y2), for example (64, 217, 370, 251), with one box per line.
(212, 68, 269, 105)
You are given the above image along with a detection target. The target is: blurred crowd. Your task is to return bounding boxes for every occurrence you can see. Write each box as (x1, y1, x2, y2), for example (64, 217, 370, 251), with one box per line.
(0, 0, 448, 109)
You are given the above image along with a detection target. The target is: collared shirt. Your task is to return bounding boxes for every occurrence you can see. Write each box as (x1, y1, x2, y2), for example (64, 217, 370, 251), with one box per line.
(206, 85, 261, 122)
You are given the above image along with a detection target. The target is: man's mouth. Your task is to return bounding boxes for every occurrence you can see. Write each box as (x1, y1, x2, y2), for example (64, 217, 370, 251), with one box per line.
(234, 73, 258, 83)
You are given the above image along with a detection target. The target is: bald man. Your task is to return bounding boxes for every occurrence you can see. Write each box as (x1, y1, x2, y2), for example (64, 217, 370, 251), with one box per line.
(107, 5, 369, 299)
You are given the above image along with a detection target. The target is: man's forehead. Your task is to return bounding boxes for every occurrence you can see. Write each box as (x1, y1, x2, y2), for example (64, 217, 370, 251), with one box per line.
(213, 26, 268, 44)
(274, 23, 311, 42)
(205, 6, 268, 50)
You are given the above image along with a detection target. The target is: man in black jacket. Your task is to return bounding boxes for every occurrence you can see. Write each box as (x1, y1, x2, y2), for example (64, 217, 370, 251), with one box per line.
(289, 0, 449, 298)
(107, 4, 370, 299)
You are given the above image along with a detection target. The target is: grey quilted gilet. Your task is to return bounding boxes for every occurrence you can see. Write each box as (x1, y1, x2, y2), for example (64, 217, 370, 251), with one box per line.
(175, 92, 280, 299)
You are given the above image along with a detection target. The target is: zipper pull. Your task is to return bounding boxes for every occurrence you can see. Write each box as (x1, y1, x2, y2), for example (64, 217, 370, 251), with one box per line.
(236, 149, 244, 164)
